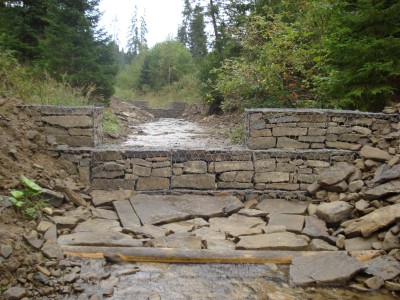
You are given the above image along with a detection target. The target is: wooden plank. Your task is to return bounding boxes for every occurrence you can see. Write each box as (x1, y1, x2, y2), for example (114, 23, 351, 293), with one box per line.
(113, 200, 141, 227)
(61, 246, 349, 264)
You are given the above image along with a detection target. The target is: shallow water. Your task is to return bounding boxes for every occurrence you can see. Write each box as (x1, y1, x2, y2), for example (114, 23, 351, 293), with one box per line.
(123, 118, 243, 150)
(72, 259, 397, 300)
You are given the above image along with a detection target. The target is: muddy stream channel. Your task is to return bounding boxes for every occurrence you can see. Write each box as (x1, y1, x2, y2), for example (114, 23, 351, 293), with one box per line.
(78, 118, 395, 299)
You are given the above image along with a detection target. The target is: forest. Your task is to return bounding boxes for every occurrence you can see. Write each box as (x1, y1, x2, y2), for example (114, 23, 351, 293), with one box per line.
(0, 0, 399, 112)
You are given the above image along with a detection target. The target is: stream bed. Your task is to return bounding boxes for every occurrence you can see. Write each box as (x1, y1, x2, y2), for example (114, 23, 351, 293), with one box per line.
(70, 258, 396, 300)
(123, 118, 243, 150)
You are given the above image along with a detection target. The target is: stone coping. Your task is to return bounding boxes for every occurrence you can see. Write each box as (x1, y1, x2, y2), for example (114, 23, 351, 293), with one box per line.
(245, 108, 399, 117)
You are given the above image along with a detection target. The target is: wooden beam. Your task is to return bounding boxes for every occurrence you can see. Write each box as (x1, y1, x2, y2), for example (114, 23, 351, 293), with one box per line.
(61, 246, 349, 264)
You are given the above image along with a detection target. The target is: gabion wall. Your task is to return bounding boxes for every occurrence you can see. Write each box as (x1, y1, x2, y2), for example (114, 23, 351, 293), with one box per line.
(21, 105, 103, 147)
(131, 100, 186, 118)
(24, 105, 398, 195)
(245, 108, 399, 151)
(58, 149, 356, 192)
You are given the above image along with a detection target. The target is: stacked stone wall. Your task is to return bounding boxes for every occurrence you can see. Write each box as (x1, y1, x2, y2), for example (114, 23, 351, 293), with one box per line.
(20, 105, 103, 147)
(131, 100, 186, 118)
(245, 109, 399, 151)
(58, 149, 356, 192)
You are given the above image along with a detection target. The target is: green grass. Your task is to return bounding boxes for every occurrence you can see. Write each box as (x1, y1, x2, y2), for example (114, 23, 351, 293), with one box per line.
(0, 49, 92, 106)
(103, 110, 120, 133)
(114, 74, 202, 109)
(222, 123, 245, 145)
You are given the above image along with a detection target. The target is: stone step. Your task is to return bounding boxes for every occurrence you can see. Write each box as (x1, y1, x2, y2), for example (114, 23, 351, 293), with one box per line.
(113, 200, 141, 227)
(129, 194, 244, 225)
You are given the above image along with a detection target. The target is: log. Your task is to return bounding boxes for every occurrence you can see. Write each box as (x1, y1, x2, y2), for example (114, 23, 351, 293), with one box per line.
(62, 246, 348, 264)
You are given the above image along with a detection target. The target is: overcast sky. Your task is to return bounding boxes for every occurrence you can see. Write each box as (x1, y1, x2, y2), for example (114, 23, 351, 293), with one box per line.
(99, 0, 184, 49)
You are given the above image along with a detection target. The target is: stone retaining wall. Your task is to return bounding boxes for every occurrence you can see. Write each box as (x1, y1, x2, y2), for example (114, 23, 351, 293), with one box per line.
(58, 149, 356, 192)
(131, 100, 186, 118)
(245, 109, 399, 151)
(21, 105, 103, 147)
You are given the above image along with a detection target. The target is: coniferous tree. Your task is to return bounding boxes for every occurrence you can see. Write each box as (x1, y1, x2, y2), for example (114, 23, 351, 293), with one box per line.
(0, 0, 50, 61)
(40, 0, 118, 101)
(126, 5, 140, 56)
(323, 0, 400, 111)
(188, 4, 207, 60)
(140, 11, 148, 50)
(177, 0, 192, 48)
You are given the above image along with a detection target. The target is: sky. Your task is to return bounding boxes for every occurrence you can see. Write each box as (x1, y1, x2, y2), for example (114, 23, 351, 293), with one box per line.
(99, 0, 184, 49)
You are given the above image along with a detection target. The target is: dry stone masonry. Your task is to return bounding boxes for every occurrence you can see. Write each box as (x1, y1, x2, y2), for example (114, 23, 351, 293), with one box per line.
(245, 108, 399, 151)
(131, 100, 186, 118)
(20, 105, 103, 147)
(55, 149, 356, 193)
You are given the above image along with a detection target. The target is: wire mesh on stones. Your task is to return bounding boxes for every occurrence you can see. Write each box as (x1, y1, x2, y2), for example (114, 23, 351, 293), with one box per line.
(22, 105, 399, 202)
(21, 105, 103, 148)
(245, 108, 399, 151)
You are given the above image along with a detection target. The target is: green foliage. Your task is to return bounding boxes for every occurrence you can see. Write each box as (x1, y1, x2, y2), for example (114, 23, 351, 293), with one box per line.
(320, 0, 400, 111)
(8, 175, 46, 219)
(226, 123, 245, 145)
(0, 46, 91, 105)
(0, 0, 118, 105)
(138, 40, 196, 91)
(214, 3, 322, 111)
(177, 0, 399, 112)
(103, 110, 120, 133)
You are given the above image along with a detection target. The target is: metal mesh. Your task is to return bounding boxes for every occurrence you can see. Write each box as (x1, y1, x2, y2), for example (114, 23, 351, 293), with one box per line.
(245, 108, 399, 152)
(22, 105, 399, 200)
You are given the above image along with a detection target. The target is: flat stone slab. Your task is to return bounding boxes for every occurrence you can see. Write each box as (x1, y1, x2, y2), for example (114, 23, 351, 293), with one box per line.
(162, 222, 195, 233)
(365, 256, 400, 280)
(192, 227, 226, 241)
(290, 252, 366, 286)
(267, 214, 305, 234)
(73, 219, 122, 233)
(302, 216, 332, 243)
(256, 199, 309, 215)
(161, 218, 210, 234)
(91, 208, 119, 220)
(371, 164, 400, 184)
(58, 232, 142, 247)
(236, 232, 309, 251)
(209, 214, 265, 237)
(206, 239, 236, 251)
(151, 235, 202, 250)
(237, 208, 267, 217)
(363, 180, 400, 200)
(309, 239, 338, 251)
(317, 165, 355, 187)
(344, 204, 400, 237)
(344, 235, 379, 251)
(41, 240, 64, 260)
(91, 190, 132, 206)
(130, 194, 243, 225)
(123, 224, 167, 239)
(113, 200, 141, 227)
